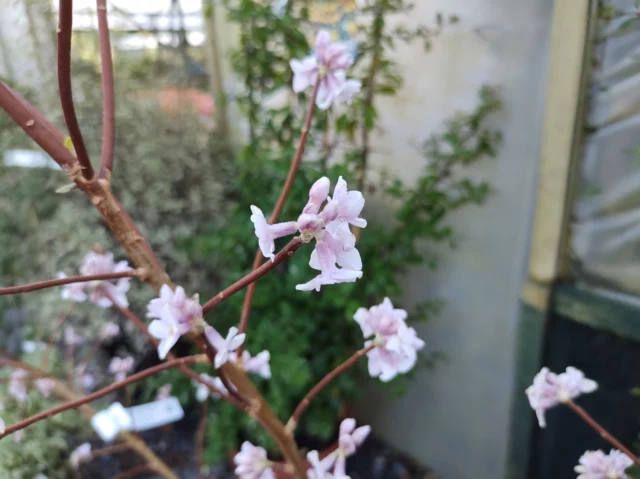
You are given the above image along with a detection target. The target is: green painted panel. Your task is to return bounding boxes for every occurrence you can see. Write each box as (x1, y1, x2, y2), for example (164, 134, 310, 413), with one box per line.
(553, 284, 640, 342)
(504, 302, 547, 479)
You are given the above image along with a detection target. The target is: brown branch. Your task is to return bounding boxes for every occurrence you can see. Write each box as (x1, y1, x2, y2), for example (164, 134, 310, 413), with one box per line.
(0, 355, 206, 439)
(566, 400, 640, 467)
(0, 81, 77, 169)
(196, 400, 209, 479)
(288, 344, 375, 428)
(57, 0, 94, 179)
(0, 358, 177, 478)
(202, 238, 305, 314)
(0, 270, 140, 295)
(237, 80, 321, 337)
(96, 0, 116, 177)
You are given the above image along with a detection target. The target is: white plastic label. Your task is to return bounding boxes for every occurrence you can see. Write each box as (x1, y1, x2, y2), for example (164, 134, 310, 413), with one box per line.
(91, 398, 184, 442)
(127, 397, 184, 432)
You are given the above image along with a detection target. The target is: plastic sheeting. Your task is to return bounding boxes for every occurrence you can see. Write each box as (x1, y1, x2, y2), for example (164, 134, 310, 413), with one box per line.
(571, 4, 640, 294)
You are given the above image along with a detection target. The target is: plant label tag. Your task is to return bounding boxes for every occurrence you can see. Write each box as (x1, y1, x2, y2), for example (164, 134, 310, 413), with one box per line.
(126, 397, 184, 432)
(91, 402, 133, 442)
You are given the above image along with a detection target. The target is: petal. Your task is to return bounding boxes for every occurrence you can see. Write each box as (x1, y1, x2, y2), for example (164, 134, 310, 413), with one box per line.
(205, 326, 225, 350)
(158, 335, 179, 360)
(296, 276, 323, 292)
(214, 350, 228, 369)
(340, 418, 356, 436)
(148, 319, 170, 339)
(315, 242, 337, 273)
(309, 249, 322, 271)
(337, 247, 362, 271)
(268, 221, 298, 238)
(352, 425, 371, 446)
(228, 333, 246, 351)
(315, 29, 331, 53)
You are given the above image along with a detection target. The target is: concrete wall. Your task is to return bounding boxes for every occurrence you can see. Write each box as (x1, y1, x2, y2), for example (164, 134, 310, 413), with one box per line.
(356, 1, 554, 478)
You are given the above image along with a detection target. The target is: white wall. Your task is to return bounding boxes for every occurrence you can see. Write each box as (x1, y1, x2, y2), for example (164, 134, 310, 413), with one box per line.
(357, 1, 554, 478)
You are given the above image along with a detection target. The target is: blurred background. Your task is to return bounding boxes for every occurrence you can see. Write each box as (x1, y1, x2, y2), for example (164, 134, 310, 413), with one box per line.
(2, 1, 640, 479)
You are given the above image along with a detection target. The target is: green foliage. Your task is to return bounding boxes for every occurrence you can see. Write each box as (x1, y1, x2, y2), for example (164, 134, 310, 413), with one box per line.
(0, 352, 89, 478)
(182, 0, 504, 463)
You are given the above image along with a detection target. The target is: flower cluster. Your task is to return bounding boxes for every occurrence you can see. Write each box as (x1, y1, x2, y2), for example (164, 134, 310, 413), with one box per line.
(233, 441, 274, 479)
(204, 326, 246, 369)
(230, 350, 272, 379)
(526, 366, 598, 428)
(147, 285, 203, 359)
(575, 449, 633, 479)
(291, 30, 361, 110)
(108, 356, 134, 382)
(307, 418, 370, 479)
(9, 370, 28, 402)
(99, 322, 120, 340)
(192, 373, 229, 402)
(354, 298, 425, 382)
(251, 176, 366, 292)
(34, 378, 56, 398)
(59, 251, 133, 308)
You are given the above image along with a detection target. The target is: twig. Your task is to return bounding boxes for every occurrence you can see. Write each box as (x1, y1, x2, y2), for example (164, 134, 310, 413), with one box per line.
(96, 0, 116, 178)
(91, 442, 130, 457)
(57, 0, 94, 179)
(0, 270, 139, 295)
(288, 344, 374, 428)
(41, 303, 75, 370)
(196, 400, 209, 479)
(566, 400, 640, 467)
(112, 464, 154, 479)
(237, 80, 321, 337)
(202, 238, 305, 313)
(0, 355, 206, 439)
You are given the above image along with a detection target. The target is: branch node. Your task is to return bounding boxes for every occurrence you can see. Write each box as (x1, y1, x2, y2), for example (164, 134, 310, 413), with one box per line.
(285, 418, 296, 437)
(25, 119, 35, 127)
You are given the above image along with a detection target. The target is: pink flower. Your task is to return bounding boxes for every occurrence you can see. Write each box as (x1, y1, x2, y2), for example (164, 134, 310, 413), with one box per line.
(239, 350, 271, 379)
(148, 305, 184, 360)
(147, 285, 202, 329)
(205, 326, 246, 369)
(354, 298, 424, 382)
(575, 449, 633, 479)
(290, 30, 361, 109)
(9, 369, 28, 402)
(328, 177, 367, 228)
(75, 366, 95, 392)
(60, 252, 133, 308)
(58, 272, 88, 302)
(365, 322, 425, 382)
(155, 384, 172, 400)
(325, 418, 370, 477)
(193, 374, 231, 401)
(250, 205, 298, 261)
(526, 367, 598, 428)
(354, 297, 406, 339)
(307, 450, 336, 479)
(34, 378, 56, 398)
(109, 356, 134, 382)
(69, 442, 92, 469)
(99, 322, 120, 340)
(250, 176, 366, 291)
(64, 326, 84, 346)
(234, 441, 274, 479)
(296, 177, 366, 291)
